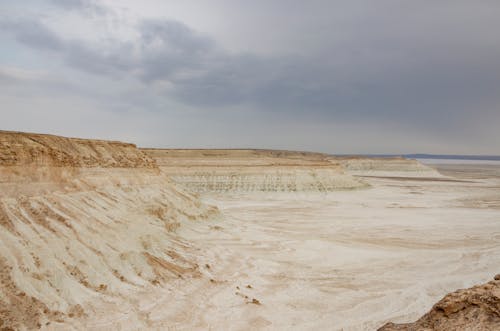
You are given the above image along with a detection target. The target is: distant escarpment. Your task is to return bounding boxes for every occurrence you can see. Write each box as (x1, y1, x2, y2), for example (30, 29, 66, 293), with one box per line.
(332, 156, 442, 177)
(0, 131, 218, 330)
(142, 149, 368, 192)
(379, 275, 500, 331)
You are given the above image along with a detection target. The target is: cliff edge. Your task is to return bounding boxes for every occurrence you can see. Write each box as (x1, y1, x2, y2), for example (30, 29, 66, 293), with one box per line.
(0, 131, 218, 330)
(142, 148, 368, 192)
(379, 275, 500, 331)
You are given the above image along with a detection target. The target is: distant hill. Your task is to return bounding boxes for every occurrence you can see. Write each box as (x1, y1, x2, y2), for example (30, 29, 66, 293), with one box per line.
(404, 154, 500, 161)
(335, 154, 500, 161)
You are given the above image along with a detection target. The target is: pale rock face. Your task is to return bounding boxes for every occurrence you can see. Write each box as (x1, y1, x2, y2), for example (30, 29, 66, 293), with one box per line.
(155, 167, 366, 192)
(0, 131, 218, 330)
(142, 149, 368, 192)
(333, 156, 442, 177)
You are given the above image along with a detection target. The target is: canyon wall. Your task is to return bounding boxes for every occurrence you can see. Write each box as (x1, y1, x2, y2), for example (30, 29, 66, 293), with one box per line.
(0, 131, 218, 330)
(332, 156, 442, 177)
(142, 149, 368, 192)
(0, 131, 457, 330)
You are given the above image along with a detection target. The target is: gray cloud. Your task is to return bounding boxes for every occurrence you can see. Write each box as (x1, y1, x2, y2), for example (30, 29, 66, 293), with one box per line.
(50, 0, 109, 16)
(65, 41, 137, 76)
(137, 19, 215, 82)
(0, 16, 216, 79)
(1, 1, 500, 153)
(4, 11, 499, 128)
(0, 19, 63, 51)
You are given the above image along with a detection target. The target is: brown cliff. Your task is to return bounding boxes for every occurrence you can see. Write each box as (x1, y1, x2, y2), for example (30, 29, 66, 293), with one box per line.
(379, 275, 500, 331)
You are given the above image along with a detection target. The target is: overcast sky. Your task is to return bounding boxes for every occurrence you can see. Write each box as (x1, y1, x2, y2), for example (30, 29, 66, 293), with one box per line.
(1, 0, 499, 154)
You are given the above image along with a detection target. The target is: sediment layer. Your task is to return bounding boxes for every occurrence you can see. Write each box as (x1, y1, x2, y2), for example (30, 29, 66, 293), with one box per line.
(0, 131, 218, 330)
(142, 149, 367, 192)
(332, 156, 442, 177)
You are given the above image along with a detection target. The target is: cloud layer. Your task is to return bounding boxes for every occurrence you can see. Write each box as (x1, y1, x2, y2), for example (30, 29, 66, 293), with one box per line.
(1, 0, 499, 153)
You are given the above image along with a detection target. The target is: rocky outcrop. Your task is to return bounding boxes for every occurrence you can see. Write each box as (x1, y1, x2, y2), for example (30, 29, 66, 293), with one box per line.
(0, 131, 158, 197)
(0, 130, 156, 168)
(142, 149, 367, 192)
(0, 131, 218, 330)
(379, 275, 500, 331)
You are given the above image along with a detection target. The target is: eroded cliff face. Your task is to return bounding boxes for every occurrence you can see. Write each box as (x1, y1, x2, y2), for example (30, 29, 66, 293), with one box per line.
(379, 275, 500, 331)
(0, 131, 159, 197)
(142, 149, 368, 192)
(0, 131, 156, 168)
(332, 156, 441, 177)
(0, 131, 218, 330)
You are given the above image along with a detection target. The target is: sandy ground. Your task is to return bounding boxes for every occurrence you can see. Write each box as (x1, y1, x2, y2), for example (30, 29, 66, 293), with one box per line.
(4, 132, 497, 330)
(0, 160, 500, 330)
(158, 163, 500, 330)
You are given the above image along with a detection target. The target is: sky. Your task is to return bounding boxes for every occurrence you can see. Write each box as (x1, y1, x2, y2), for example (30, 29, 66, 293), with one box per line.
(1, 0, 499, 154)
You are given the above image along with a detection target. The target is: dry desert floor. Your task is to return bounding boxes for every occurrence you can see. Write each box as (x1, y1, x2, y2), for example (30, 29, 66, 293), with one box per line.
(141, 163, 500, 330)
(1, 131, 498, 330)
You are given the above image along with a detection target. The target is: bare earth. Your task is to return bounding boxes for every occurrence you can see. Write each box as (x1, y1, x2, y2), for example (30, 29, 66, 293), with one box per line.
(379, 274, 500, 330)
(1, 131, 499, 330)
(171, 165, 500, 330)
